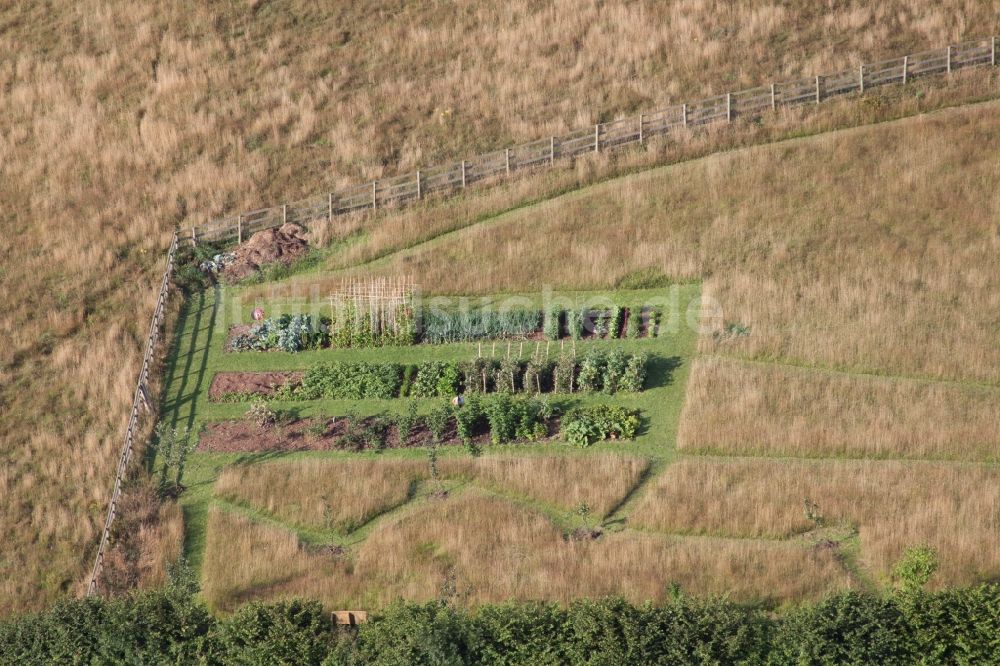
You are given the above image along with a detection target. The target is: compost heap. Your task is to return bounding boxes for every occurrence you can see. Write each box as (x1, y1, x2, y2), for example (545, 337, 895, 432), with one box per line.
(222, 223, 309, 281)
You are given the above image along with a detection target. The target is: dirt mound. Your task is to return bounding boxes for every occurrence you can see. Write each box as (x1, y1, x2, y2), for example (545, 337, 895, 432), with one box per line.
(222, 223, 309, 281)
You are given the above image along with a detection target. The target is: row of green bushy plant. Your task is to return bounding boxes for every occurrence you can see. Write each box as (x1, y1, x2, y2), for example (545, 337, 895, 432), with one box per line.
(229, 305, 665, 351)
(5, 561, 999, 665)
(387, 397, 637, 449)
(420, 309, 541, 344)
(283, 362, 404, 400)
(408, 351, 648, 397)
(214, 352, 648, 403)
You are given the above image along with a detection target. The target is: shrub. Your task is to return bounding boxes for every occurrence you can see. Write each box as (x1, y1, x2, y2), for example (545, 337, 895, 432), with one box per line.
(625, 307, 641, 339)
(894, 545, 939, 593)
(577, 351, 605, 393)
(297, 362, 402, 400)
(395, 402, 420, 446)
(543, 307, 561, 340)
(495, 358, 522, 395)
(481, 395, 553, 444)
(619, 353, 648, 392)
(609, 306, 624, 339)
(569, 308, 586, 340)
(650, 308, 663, 337)
(454, 396, 484, 454)
(522, 358, 553, 394)
(561, 405, 641, 446)
(246, 400, 276, 430)
(411, 361, 445, 398)
(601, 349, 628, 394)
(437, 362, 462, 397)
(554, 354, 576, 393)
(426, 403, 453, 444)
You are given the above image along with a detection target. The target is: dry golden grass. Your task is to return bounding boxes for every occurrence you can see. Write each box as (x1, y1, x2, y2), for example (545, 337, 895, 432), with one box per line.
(678, 357, 1000, 460)
(215, 459, 428, 532)
(215, 454, 647, 534)
(358, 102, 1000, 384)
(202, 494, 849, 612)
(630, 457, 1000, 587)
(438, 453, 649, 517)
(1, 0, 997, 612)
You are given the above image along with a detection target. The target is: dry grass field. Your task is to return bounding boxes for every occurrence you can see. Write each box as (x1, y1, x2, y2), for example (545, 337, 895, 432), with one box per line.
(215, 459, 428, 533)
(354, 102, 1000, 384)
(438, 454, 650, 517)
(203, 493, 849, 612)
(214, 454, 650, 534)
(2, 0, 998, 614)
(678, 357, 1000, 460)
(629, 457, 1000, 588)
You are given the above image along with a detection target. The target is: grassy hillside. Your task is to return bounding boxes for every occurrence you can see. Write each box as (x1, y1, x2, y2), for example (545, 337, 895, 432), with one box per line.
(348, 102, 1000, 383)
(304, 101, 1000, 595)
(1, 0, 998, 613)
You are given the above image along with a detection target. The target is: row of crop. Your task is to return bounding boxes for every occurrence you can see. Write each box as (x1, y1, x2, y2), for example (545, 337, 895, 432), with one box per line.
(247, 394, 640, 450)
(408, 350, 648, 397)
(229, 305, 664, 352)
(218, 352, 648, 403)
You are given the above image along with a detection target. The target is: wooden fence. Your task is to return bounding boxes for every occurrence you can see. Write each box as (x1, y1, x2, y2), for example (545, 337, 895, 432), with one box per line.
(184, 37, 997, 244)
(86, 232, 178, 596)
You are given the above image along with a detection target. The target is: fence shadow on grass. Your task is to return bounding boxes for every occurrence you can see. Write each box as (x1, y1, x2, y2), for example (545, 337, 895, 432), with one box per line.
(158, 287, 219, 437)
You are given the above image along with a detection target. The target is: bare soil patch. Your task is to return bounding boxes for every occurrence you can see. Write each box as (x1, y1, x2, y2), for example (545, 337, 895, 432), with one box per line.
(208, 372, 303, 401)
(197, 416, 558, 453)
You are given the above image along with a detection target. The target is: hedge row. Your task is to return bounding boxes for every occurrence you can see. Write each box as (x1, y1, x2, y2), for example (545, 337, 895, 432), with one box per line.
(4, 568, 999, 665)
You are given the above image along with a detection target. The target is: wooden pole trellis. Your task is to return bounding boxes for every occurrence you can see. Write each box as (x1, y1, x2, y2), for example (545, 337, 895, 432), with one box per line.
(183, 37, 998, 244)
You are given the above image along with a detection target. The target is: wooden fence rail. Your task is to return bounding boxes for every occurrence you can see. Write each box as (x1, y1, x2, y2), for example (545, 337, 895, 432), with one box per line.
(86, 232, 178, 596)
(183, 37, 997, 245)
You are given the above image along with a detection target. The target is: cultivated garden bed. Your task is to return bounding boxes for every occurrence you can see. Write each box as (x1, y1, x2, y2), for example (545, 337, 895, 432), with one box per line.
(198, 398, 641, 453)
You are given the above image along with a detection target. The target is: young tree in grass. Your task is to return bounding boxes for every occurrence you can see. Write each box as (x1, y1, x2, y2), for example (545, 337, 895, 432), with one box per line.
(153, 423, 196, 495)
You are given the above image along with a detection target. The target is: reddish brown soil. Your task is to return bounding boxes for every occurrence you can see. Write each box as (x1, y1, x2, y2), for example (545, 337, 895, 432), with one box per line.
(222, 223, 309, 282)
(197, 415, 558, 453)
(208, 371, 302, 401)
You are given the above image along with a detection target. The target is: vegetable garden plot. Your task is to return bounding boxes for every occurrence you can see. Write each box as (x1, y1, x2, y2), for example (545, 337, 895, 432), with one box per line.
(205, 351, 650, 402)
(226, 304, 662, 352)
(197, 396, 641, 453)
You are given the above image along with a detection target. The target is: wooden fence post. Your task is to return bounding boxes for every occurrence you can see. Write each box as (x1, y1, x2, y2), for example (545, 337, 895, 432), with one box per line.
(372, 180, 377, 210)
(594, 124, 600, 152)
(859, 65, 864, 93)
(505, 148, 511, 176)
(638, 113, 644, 144)
(770, 83, 776, 110)
(282, 204, 287, 224)
(237, 215, 243, 244)
(726, 92, 732, 121)
(815, 75, 821, 104)
(682, 103, 688, 127)
(947, 45, 952, 73)
(328, 192, 334, 220)
(550, 136, 555, 164)
(461, 160, 467, 188)
(190, 226, 196, 247)
(903, 55, 909, 84)
(416, 170, 422, 200)
(992, 37, 996, 67)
